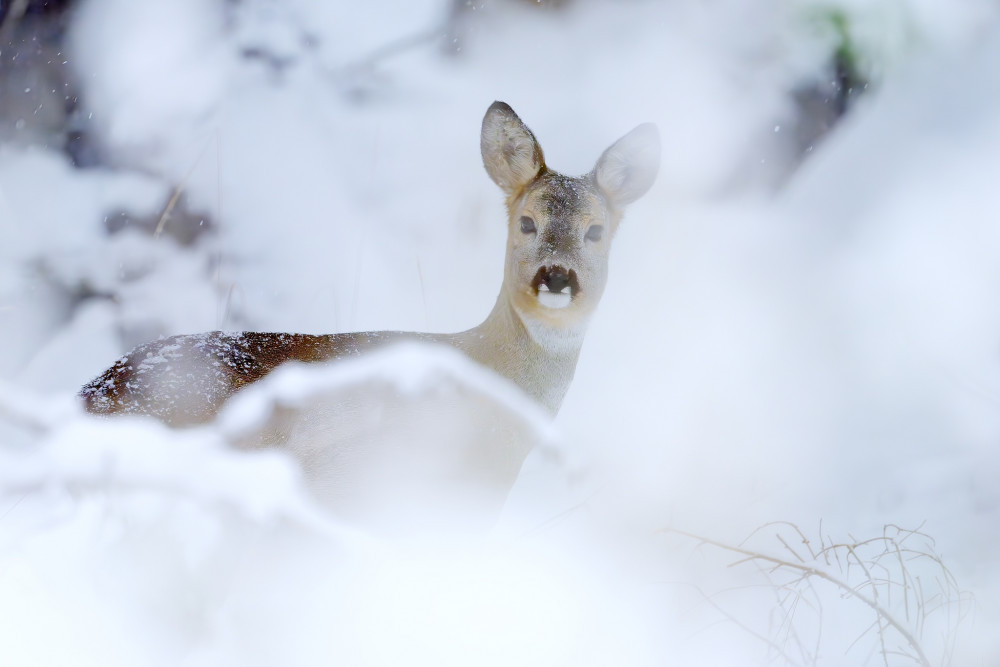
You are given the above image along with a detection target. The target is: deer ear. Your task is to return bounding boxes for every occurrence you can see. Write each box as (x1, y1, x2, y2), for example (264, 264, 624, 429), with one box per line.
(594, 123, 660, 207)
(481, 101, 544, 196)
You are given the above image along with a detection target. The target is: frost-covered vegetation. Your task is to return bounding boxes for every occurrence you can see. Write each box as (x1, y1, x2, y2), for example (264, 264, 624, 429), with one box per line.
(1, 0, 999, 664)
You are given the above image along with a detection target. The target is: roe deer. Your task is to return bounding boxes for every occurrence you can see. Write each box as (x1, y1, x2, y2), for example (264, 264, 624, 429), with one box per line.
(81, 102, 659, 427)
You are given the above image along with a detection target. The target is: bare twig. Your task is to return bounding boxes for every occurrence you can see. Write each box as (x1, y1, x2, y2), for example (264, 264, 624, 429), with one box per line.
(154, 134, 217, 239)
(0, 494, 26, 523)
(693, 582, 806, 667)
(330, 26, 443, 81)
(416, 255, 429, 330)
(777, 533, 805, 564)
(665, 526, 936, 667)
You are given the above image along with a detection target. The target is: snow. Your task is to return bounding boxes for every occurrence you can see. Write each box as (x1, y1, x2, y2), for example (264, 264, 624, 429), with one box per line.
(537, 284, 571, 309)
(2, 0, 1000, 664)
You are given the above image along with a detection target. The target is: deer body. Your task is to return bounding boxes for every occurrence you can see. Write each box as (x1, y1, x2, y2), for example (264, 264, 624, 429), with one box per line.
(81, 297, 581, 426)
(80, 102, 658, 525)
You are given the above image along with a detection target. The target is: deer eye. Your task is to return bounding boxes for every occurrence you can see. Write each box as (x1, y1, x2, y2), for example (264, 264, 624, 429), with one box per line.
(585, 224, 604, 242)
(519, 216, 537, 234)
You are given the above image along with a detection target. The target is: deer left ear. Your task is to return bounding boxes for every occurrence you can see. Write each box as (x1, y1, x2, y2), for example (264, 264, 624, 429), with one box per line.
(481, 101, 545, 196)
(594, 123, 660, 207)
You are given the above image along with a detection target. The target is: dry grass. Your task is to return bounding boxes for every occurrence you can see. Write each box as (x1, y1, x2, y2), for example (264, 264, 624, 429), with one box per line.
(665, 522, 974, 666)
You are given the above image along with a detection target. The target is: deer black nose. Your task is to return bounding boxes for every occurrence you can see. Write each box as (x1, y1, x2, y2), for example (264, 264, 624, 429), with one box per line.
(545, 267, 570, 293)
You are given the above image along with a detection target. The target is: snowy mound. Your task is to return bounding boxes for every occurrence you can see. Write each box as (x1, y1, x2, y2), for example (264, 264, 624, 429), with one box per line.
(0, 359, 649, 667)
(218, 341, 559, 534)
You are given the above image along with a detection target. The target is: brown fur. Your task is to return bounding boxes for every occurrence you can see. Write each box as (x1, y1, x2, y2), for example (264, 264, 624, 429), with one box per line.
(81, 331, 424, 426)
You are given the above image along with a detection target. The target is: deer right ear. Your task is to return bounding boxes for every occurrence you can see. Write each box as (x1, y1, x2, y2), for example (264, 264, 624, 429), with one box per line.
(594, 123, 660, 208)
(481, 101, 544, 196)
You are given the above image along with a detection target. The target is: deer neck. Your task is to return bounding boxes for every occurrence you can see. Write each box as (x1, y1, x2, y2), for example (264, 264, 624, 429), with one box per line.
(448, 292, 587, 416)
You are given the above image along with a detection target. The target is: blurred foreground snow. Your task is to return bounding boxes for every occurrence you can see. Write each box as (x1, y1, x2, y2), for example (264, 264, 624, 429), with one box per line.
(0, 350, 656, 667)
(2, 0, 1000, 664)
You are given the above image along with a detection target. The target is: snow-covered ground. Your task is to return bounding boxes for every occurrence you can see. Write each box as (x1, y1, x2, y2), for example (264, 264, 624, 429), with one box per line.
(1, 0, 999, 664)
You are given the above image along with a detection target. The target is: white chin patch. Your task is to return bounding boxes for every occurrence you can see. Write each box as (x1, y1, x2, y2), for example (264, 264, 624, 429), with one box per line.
(537, 285, 572, 309)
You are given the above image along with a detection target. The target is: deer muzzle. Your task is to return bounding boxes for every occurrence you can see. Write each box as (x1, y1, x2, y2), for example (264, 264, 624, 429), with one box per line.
(532, 265, 580, 309)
